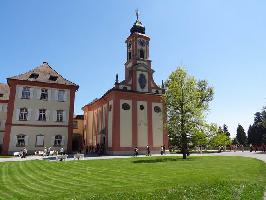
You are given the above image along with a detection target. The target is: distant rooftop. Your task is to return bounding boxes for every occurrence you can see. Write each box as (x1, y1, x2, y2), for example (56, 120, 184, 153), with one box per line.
(0, 83, 10, 100)
(74, 115, 84, 120)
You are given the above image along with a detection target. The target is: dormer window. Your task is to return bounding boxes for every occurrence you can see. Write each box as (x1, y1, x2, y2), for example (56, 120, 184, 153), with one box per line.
(49, 75, 58, 81)
(29, 73, 39, 79)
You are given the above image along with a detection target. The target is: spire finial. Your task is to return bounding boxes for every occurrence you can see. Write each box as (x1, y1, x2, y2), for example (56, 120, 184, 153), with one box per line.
(135, 9, 140, 21)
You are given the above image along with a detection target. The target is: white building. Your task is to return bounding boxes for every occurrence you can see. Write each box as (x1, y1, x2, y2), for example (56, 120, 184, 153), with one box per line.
(2, 62, 79, 155)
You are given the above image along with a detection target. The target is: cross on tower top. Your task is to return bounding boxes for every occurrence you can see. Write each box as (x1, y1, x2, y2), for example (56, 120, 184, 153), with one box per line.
(135, 9, 140, 21)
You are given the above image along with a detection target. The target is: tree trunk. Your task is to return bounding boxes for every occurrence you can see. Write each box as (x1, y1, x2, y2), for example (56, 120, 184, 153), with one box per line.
(181, 132, 187, 159)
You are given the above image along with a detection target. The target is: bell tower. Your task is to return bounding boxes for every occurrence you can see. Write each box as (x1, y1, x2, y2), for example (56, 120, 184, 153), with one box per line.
(123, 10, 154, 93)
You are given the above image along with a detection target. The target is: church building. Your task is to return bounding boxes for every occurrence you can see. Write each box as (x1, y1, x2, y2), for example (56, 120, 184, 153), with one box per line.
(82, 14, 168, 155)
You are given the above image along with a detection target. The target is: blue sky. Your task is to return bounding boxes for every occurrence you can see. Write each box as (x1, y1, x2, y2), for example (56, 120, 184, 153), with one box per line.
(0, 1, 265, 137)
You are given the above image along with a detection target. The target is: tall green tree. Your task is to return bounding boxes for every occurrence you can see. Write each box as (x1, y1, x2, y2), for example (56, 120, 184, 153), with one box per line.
(236, 124, 247, 145)
(248, 111, 266, 145)
(223, 124, 230, 137)
(192, 130, 208, 153)
(208, 123, 231, 149)
(163, 67, 214, 159)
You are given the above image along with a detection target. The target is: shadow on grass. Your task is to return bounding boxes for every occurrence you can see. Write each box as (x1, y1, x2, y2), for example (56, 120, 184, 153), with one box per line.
(132, 157, 194, 164)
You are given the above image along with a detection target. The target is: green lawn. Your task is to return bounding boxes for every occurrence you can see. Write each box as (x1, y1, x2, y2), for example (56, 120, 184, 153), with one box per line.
(0, 156, 265, 200)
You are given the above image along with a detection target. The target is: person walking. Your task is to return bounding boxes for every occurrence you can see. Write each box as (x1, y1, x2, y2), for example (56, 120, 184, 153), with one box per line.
(146, 145, 151, 156)
(134, 146, 139, 157)
(163, 145, 166, 155)
(160, 146, 164, 155)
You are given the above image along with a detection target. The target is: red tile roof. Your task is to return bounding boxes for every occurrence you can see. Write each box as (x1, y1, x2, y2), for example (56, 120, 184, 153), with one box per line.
(8, 62, 78, 87)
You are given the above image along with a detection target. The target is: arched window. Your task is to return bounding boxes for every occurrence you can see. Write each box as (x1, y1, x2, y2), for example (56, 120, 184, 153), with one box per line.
(54, 135, 62, 146)
(139, 49, 145, 59)
(128, 52, 132, 60)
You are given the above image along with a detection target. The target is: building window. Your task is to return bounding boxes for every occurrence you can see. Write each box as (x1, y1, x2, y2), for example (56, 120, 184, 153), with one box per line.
(0, 94, 3, 98)
(154, 106, 162, 113)
(140, 105, 144, 110)
(139, 49, 145, 59)
(19, 108, 28, 121)
(128, 52, 132, 60)
(22, 87, 30, 99)
(109, 105, 112, 111)
(40, 89, 48, 100)
(122, 87, 128, 91)
(16, 135, 25, 147)
(58, 90, 65, 102)
(122, 103, 130, 110)
(29, 73, 39, 79)
(39, 109, 46, 121)
(54, 135, 62, 146)
(73, 120, 78, 129)
(36, 135, 44, 147)
(57, 110, 63, 122)
(49, 75, 58, 81)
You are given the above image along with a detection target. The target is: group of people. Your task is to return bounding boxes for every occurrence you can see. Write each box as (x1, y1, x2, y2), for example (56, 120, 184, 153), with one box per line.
(249, 144, 266, 152)
(35, 147, 64, 156)
(134, 145, 166, 156)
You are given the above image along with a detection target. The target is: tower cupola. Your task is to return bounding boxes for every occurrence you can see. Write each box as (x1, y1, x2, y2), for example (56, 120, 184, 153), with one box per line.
(130, 10, 145, 35)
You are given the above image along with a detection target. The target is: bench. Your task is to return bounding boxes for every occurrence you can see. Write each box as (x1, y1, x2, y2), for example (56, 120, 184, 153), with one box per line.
(74, 153, 84, 160)
(56, 154, 68, 161)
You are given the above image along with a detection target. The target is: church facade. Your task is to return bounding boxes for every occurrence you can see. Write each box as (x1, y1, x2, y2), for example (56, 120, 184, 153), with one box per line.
(82, 17, 168, 155)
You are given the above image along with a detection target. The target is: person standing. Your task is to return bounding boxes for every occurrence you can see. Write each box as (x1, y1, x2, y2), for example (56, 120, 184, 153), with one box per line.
(163, 145, 166, 155)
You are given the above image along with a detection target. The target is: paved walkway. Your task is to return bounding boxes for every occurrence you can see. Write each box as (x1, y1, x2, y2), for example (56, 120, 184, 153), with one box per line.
(0, 151, 265, 163)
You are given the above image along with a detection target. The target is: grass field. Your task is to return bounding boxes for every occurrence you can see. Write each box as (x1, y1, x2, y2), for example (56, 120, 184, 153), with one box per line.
(0, 156, 265, 200)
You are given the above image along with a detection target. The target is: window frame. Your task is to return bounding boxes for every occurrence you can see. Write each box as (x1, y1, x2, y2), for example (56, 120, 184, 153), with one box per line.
(38, 109, 46, 121)
(54, 135, 62, 147)
(57, 110, 64, 122)
(16, 134, 25, 147)
(58, 90, 65, 102)
(19, 108, 28, 121)
(40, 88, 48, 101)
(21, 87, 30, 99)
(35, 135, 44, 147)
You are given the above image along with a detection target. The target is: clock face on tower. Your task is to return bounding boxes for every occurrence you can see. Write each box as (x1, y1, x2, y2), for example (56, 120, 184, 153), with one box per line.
(138, 73, 147, 89)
